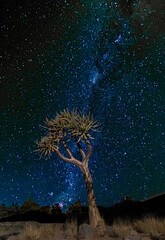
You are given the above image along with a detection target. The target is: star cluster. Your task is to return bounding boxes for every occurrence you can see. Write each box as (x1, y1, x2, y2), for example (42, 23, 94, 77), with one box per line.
(0, 0, 165, 210)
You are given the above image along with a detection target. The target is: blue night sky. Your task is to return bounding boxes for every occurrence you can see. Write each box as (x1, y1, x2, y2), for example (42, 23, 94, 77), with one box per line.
(0, 0, 165, 210)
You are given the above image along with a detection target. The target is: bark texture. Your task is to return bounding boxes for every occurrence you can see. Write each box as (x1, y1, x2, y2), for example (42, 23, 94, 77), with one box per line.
(56, 138, 106, 235)
(81, 164, 106, 235)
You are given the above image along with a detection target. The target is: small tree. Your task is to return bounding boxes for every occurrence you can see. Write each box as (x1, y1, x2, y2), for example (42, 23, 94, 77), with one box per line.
(35, 109, 105, 233)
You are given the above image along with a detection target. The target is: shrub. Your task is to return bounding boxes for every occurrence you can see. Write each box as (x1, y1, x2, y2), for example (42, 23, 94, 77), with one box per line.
(134, 216, 165, 238)
(108, 219, 133, 238)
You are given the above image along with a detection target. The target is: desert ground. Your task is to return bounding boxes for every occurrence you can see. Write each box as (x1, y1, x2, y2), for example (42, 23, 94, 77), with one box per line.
(0, 216, 165, 240)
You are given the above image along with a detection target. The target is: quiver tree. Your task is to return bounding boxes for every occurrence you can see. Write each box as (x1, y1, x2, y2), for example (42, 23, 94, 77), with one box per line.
(35, 109, 106, 233)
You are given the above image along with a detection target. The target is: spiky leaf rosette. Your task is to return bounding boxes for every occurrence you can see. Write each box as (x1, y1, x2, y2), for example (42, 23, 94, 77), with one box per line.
(35, 135, 59, 158)
(67, 110, 100, 142)
(35, 109, 100, 157)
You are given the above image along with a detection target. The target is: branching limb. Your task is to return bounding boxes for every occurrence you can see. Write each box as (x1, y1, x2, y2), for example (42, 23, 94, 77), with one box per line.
(85, 139, 92, 161)
(74, 136, 86, 160)
(60, 138, 74, 159)
(36, 110, 97, 169)
(82, 139, 92, 167)
(54, 148, 82, 168)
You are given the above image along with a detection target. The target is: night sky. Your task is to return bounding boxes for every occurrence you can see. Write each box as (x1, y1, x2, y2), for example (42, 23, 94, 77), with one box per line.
(0, 0, 165, 210)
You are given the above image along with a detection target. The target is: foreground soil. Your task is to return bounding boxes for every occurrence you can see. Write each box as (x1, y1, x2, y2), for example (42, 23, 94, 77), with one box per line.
(0, 221, 165, 240)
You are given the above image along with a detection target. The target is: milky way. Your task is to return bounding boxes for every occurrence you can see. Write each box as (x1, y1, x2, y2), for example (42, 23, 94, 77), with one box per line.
(0, 0, 165, 210)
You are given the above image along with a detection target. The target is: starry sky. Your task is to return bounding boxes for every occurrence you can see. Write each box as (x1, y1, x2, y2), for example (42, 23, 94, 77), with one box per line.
(0, 0, 165, 210)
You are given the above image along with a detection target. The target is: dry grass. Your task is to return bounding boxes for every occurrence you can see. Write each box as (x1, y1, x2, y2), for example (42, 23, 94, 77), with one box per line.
(64, 222, 78, 240)
(134, 216, 165, 238)
(0, 222, 25, 236)
(108, 219, 134, 238)
(108, 216, 165, 239)
(18, 222, 69, 240)
(1, 216, 165, 240)
(18, 222, 63, 240)
(40, 223, 63, 239)
(18, 222, 41, 240)
(17, 221, 78, 240)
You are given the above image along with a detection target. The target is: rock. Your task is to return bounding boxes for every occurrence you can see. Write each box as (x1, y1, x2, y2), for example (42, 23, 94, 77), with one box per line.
(78, 224, 93, 240)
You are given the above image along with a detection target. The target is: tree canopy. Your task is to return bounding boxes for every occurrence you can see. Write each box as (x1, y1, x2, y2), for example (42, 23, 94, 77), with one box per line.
(35, 109, 100, 159)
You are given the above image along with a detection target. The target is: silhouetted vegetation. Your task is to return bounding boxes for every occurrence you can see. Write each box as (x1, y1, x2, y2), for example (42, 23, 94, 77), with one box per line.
(35, 109, 105, 233)
(0, 193, 165, 224)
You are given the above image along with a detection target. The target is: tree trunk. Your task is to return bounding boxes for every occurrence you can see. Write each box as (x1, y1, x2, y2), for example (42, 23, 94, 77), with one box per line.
(81, 164, 106, 235)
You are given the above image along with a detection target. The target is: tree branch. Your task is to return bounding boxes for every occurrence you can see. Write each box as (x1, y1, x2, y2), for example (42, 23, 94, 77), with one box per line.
(55, 148, 82, 168)
(60, 138, 74, 159)
(74, 136, 86, 160)
(86, 139, 92, 161)
(82, 139, 92, 166)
